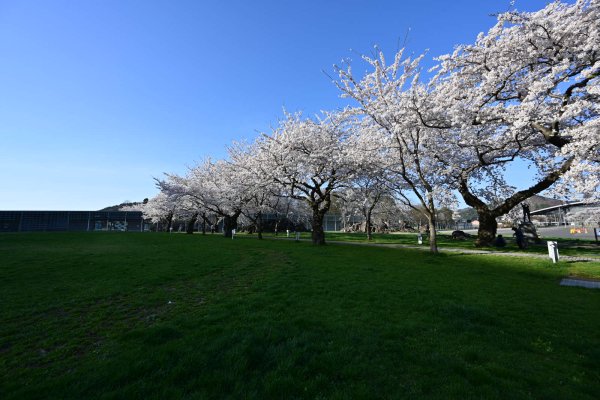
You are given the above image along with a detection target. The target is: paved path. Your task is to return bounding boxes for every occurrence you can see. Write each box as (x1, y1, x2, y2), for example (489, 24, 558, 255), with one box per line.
(560, 278, 600, 289)
(440, 226, 599, 240)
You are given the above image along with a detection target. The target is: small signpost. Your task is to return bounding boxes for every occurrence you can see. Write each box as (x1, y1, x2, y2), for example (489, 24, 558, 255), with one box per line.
(417, 233, 423, 245)
(547, 241, 559, 263)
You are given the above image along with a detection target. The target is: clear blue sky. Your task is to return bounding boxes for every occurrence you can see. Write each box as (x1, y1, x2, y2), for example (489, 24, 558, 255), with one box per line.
(0, 0, 552, 210)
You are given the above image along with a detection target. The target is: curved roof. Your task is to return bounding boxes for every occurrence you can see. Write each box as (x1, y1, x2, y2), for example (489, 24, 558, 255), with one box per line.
(530, 201, 593, 215)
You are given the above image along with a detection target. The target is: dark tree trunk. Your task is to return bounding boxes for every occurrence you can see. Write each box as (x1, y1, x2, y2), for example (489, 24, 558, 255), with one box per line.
(308, 191, 333, 245)
(311, 210, 326, 245)
(165, 212, 174, 232)
(256, 211, 263, 240)
(475, 210, 498, 247)
(186, 213, 198, 234)
(366, 210, 373, 241)
(457, 159, 573, 246)
(222, 211, 240, 238)
(201, 212, 207, 235)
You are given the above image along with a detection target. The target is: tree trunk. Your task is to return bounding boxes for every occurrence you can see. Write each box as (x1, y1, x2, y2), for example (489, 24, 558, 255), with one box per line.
(201, 212, 207, 235)
(457, 158, 574, 246)
(311, 207, 327, 245)
(366, 210, 373, 241)
(423, 191, 439, 253)
(306, 188, 332, 245)
(427, 213, 438, 254)
(165, 212, 173, 232)
(222, 212, 240, 238)
(186, 213, 198, 234)
(475, 210, 498, 247)
(256, 211, 263, 240)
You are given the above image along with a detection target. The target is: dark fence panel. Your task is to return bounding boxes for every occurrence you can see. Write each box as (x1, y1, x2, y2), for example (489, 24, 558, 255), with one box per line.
(0, 211, 144, 232)
(0, 211, 21, 232)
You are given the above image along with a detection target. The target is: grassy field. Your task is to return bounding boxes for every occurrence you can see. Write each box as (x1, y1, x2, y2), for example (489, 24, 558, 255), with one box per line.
(1, 232, 599, 399)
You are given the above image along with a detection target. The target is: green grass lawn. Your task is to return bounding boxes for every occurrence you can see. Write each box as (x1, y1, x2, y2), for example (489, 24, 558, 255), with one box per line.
(274, 231, 600, 258)
(1, 232, 599, 399)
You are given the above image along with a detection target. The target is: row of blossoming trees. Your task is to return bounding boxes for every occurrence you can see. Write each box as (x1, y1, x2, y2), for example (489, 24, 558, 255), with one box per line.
(138, 1, 599, 252)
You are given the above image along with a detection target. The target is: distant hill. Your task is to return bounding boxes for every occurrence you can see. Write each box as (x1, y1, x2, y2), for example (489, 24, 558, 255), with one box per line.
(98, 200, 145, 212)
(528, 195, 565, 211)
(457, 207, 478, 221)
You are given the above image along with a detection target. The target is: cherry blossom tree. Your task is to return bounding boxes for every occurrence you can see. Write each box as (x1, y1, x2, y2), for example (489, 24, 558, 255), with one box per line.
(227, 140, 282, 239)
(567, 206, 600, 226)
(137, 192, 177, 232)
(335, 0, 599, 247)
(152, 175, 202, 233)
(158, 159, 249, 238)
(344, 124, 392, 240)
(341, 180, 389, 240)
(256, 111, 355, 245)
(335, 53, 455, 253)
(423, 0, 600, 245)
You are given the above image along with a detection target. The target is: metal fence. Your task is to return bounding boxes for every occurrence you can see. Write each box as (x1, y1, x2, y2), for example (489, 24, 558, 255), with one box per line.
(0, 211, 147, 232)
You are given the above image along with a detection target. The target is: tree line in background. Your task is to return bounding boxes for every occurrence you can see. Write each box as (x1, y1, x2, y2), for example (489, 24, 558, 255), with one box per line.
(128, 1, 599, 253)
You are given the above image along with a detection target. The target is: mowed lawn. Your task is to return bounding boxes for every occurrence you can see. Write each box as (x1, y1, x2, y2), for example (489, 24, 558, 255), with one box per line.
(1, 233, 599, 399)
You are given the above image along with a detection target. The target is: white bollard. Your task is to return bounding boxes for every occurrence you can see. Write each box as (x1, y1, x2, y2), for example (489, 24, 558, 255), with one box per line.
(547, 241, 559, 263)
(417, 234, 423, 245)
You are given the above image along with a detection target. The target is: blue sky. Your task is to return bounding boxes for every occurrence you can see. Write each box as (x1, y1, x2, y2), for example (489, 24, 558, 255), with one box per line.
(0, 0, 552, 210)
